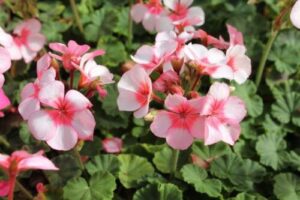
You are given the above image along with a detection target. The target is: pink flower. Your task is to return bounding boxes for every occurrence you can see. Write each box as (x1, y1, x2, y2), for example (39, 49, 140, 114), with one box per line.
(150, 94, 203, 150)
(117, 67, 152, 118)
(77, 52, 114, 97)
(164, 0, 205, 28)
(49, 40, 105, 71)
(184, 43, 233, 79)
(102, 137, 123, 153)
(0, 19, 46, 63)
(291, 0, 300, 29)
(0, 47, 11, 115)
(153, 70, 180, 93)
(18, 54, 56, 120)
(0, 150, 57, 198)
(194, 24, 244, 49)
(28, 81, 96, 151)
(131, 45, 164, 73)
(131, 0, 173, 32)
(225, 45, 251, 84)
(199, 82, 246, 145)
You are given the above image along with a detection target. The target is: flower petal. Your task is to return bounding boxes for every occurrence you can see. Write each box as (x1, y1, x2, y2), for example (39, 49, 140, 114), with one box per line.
(18, 97, 40, 120)
(18, 155, 58, 171)
(71, 109, 95, 140)
(39, 81, 64, 108)
(150, 110, 172, 138)
(166, 128, 194, 150)
(65, 90, 92, 111)
(27, 33, 45, 52)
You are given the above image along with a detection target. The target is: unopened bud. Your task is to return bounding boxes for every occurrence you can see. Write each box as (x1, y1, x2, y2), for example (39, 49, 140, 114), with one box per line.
(144, 109, 158, 122)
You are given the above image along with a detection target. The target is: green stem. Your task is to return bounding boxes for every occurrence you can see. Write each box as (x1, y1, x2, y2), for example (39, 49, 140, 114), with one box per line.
(69, 0, 84, 34)
(73, 149, 84, 170)
(15, 180, 33, 200)
(127, 0, 133, 47)
(4, 0, 14, 11)
(255, 29, 279, 88)
(170, 149, 179, 175)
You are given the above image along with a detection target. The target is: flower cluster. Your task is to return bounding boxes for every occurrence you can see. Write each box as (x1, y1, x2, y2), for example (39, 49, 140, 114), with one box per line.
(131, 0, 204, 32)
(117, 0, 251, 150)
(18, 40, 114, 151)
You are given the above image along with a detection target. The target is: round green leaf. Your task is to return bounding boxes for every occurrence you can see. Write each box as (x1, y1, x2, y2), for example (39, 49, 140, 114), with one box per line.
(118, 154, 154, 188)
(63, 177, 91, 200)
(274, 173, 300, 200)
(85, 154, 120, 176)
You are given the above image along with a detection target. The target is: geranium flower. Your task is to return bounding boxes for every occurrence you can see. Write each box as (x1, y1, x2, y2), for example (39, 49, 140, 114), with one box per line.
(0, 19, 45, 63)
(28, 81, 96, 151)
(184, 43, 233, 79)
(78, 52, 114, 97)
(291, 0, 300, 29)
(102, 137, 123, 153)
(150, 94, 203, 150)
(117, 67, 152, 118)
(49, 40, 105, 71)
(0, 150, 58, 198)
(0, 47, 11, 116)
(199, 82, 246, 145)
(163, 0, 205, 28)
(153, 70, 180, 93)
(18, 54, 56, 120)
(131, 0, 173, 32)
(225, 45, 251, 84)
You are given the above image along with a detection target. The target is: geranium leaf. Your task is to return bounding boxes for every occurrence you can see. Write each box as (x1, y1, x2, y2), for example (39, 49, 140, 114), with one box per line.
(274, 173, 300, 200)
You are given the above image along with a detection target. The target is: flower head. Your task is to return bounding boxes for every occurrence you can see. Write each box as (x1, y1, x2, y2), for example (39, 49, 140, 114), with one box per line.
(0, 19, 45, 63)
(199, 82, 246, 145)
(28, 81, 96, 151)
(150, 94, 203, 150)
(291, 0, 300, 29)
(117, 67, 152, 118)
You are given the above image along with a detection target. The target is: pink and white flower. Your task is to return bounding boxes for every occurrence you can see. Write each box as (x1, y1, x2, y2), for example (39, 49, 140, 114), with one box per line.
(199, 82, 246, 145)
(150, 94, 203, 150)
(117, 67, 152, 118)
(0, 47, 11, 115)
(225, 45, 251, 84)
(153, 70, 180, 93)
(163, 0, 205, 28)
(18, 54, 56, 120)
(0, 19, 45, 63)
(291, 0, 300, 29)
(102, 137, 123, 153)
(28, 81, 96, 151)
(49, 40, 105, 71)
(131, 0, 173, 32)
(0, 150, 58, 198)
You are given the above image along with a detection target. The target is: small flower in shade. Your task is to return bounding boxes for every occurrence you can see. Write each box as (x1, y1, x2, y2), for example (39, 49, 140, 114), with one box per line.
(199, 82, 246, 145)
(163, 0, 205, 28)
(153, 70, 180, 93)
(291, 0, 300, 29)
(49, 40, 105, 71)
(117, 67, 152, 118)
(78, 52, 114, 98)
(28, 81, 96, 151)
(0, 150, 58, 198)
(18, 54, 56, 120)
(102, 137, 123, 153)
(150, 94, 203, 150)
(131, 0, 173, 32)
(0, 19, 45, 63)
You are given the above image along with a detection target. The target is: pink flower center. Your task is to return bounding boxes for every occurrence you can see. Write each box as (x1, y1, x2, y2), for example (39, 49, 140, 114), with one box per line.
(169, 3, 188, 21)
(49, 99, 74, 125)
(147, 0, 164, 15)
(136, 82, 150, 105)
(13, 28, 30, 47)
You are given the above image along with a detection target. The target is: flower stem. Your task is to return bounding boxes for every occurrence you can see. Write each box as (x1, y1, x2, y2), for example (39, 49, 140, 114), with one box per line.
(69, 70, 74, 89)
(69, 0, 84, 34)
(73, 149, 84, 170)
(15, 180, 33, 200)
(170, 149, 179, 175)
(8, 176, 16, 200)
(255, 30, 278, 88)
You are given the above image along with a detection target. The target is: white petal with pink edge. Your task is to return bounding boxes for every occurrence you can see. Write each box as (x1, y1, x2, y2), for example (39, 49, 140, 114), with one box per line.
(18, 97, 40, 120)
(39, 81, 64, 108)
(18, 156, 58, 171)
(208, 82, 230, 101)
(150, 111, 172, 138)
(166, 128, 194, 150)
(65, 90, 92, 111)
